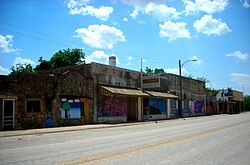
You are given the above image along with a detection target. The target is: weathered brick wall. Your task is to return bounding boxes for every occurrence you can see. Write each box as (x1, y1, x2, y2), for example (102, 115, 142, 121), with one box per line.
(90, 63, 140, 123)
(12, 68, 94, 129)
(0, 76, 18, 95)
(0, 76, 18, 130)
(91, 63, 140, 88)
(161, 74, 206, 98)
(40, 65, 94, 125)
(55, 69, 94, 125)
(231, 90, 243, 102)
(15, 73, 57, 129)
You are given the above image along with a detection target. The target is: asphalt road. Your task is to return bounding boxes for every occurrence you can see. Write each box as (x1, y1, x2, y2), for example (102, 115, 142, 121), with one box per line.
(1, 113, 250, 165)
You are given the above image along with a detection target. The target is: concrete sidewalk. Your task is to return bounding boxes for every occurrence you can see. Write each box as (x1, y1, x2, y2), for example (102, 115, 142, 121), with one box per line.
(0, 114, 228, 138)
(0, 122, 147, 138)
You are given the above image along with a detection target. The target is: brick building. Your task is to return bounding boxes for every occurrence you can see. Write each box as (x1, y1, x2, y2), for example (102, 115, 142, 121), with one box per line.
(0, 61, 206, 130)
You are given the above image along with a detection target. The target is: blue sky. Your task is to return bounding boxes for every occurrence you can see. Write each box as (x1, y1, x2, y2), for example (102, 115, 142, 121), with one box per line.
(0, 0, 250, 95)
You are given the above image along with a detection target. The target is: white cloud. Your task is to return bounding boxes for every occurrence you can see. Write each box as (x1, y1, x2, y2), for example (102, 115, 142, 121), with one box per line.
(128, 56, 133, 60)
(164, 67, 190, 76)
(75, 24, 125, 49)
(67, 0, 89, 8)
(144, 3, 180, 21)
(231, 73, 250, 94)
(69, 6, 113, 21)
(193, 15, 231, 36)
(123, 1, 180, 21)
(67, 0, 113, 21)
(226, 51, 249, 62)
(0, 34, 21, 54)
(0, 65, 10, 75)
(126, 62, 132, 66)
(159, 20, 191, 42)
(13, 57, 36, 66)
(121, 0, 164, 7)
(130, 8, 139, 19)
(242, 0, 250, 8)
(137, 20, 147, 24)
(123, 17, 128, 22)
(85, 50, 120, 65)
(113, 21, 120, 27)
(182, 0, 229, 15)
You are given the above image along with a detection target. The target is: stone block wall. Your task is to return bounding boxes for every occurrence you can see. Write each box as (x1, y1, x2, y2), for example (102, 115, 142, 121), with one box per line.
(15, 73, 57, 129)
(91, 63, 140, 88)
(161, 73, 206, 97)
(0, 76, 18, 130)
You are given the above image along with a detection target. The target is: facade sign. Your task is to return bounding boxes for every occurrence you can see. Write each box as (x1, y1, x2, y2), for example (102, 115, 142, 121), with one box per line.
(142, 74, 160, 88)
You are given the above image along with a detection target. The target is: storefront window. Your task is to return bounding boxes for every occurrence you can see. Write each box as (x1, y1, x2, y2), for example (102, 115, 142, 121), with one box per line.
(148, 98, 166, 115)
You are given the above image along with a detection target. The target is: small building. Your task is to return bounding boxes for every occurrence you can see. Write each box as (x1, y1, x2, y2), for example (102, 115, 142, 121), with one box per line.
(158, 74, 206, 118)
(216, 89, 243, 114)
(0, 68, 94, 130)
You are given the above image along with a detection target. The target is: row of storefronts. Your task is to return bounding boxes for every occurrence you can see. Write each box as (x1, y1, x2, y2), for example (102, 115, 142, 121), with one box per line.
(0, 62, 242, 130)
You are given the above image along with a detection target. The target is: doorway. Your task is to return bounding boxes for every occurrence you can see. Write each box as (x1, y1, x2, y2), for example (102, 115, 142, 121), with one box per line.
(3, 99, 15, 130)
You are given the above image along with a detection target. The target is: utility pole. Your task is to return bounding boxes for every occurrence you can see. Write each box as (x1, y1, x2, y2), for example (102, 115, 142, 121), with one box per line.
(141, 59, 143, 91)
(139, 59, 143, 121)
(179, 60, 182, 118)
(178, 59, 197, 118)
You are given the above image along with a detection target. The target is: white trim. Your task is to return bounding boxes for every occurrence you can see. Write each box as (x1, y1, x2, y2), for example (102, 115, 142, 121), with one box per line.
(2, 99, 15, 129)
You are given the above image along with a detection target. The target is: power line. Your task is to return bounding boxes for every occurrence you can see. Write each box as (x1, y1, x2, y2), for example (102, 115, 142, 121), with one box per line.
(0, 21, 75, 44)
(0, 27, 73, 48)
(0, 22, 185, 66)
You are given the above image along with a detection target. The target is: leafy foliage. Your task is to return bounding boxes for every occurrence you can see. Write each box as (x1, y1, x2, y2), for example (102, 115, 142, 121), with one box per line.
(34, 48, 85, 71)
(145, 67, 154, 74)
(145, 67, 165, 74)
(205, 87, 218, 96)
(9, 63, 35, 76)
(9, 48, 85, 75)
(34, 57, 51, 71)
(154, 68, 165, 74)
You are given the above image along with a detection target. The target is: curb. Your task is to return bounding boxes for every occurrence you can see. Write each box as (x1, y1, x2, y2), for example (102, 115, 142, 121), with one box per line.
(0, 114, 232, 138)
(0, 122, 149, 138)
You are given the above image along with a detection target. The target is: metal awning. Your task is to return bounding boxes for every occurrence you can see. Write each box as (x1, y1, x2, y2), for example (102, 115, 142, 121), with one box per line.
(100, 86, 149, 97)
(145, 91, 178, 99)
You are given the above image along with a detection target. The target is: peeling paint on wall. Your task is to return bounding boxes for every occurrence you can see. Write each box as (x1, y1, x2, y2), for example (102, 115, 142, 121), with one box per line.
(98, 96, 127, 117)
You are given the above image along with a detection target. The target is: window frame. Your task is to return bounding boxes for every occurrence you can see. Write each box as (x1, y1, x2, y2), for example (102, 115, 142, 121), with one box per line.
(25, 99, 41, 114)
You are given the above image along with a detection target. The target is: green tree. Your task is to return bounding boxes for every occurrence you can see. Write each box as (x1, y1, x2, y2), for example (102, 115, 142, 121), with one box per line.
(145, 67, 166, 74)
(50, 48, 85, 68)
(9, 63, 35, 76)
(154, 68, 165, 74)
(205, 87, 218, 96)
(35, 48, 85, 71)
(145, 67, 153, 74)
(34, 57, 51, 71)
